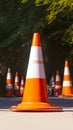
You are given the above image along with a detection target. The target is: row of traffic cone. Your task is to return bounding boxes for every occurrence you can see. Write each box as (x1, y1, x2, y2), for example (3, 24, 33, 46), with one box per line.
(6, 59, 73, 98)
(5, 69, 25, 97)
(50, 60, 73, 97)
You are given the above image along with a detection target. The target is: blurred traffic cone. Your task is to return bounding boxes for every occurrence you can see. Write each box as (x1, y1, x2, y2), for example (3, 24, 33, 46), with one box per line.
(20, 76, 25, 96)
(10, 33, 62, 112)
(14, 72, 20, 96)
(49, 75, 55, 96)
(62, 60, 73, 97)
(54, 70, 62, 96)
(6, 68, 13, 97)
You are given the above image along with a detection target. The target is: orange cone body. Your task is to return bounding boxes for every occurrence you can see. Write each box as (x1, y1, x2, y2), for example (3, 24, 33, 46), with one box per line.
(10, 33, 62, 112)
(6, 68, 13, 97)
(20, 76, 25, 96)
(54, 70, 61, 96)
(62, 60, 73, 96)
(14, 72, 20, 96)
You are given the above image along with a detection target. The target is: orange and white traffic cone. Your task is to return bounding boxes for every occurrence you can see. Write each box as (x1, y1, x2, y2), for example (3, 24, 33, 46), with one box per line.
(54, 70, 62, 96)
(20, 76, 25, 96)
(10, 33, 62, 112)
(62, 60, 73, 97)
(5, 68, 13, 97)
(14, 72, 20, 96)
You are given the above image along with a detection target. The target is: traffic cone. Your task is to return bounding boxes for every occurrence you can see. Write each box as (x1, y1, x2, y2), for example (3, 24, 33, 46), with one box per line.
(10, 33, 62, 112)
(20, 76, 25, 96)
(5, 68, 13, 97)
(62, 60, 73, 97)
(49, 75, 55, 96)
(54, 70, 62, 96)
(14, 72, 20, 96)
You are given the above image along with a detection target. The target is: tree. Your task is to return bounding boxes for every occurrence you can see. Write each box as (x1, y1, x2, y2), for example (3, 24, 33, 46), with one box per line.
(0, 0, 73, 86)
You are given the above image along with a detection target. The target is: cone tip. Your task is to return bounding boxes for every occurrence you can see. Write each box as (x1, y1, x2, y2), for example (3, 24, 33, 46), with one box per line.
(56, 70, 59, 75)
(8, 68, 11, 72)
(15, 72, 19, 76)
(65, 60, 69, 67)
(32, 33, 41, 46)
(21, 76, 24, 79)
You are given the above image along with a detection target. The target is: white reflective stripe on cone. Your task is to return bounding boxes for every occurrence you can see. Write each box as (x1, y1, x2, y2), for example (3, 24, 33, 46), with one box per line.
(20, 87, 24, 90)
(15, 77, 19, 82)
(6, 84, 13, 89)
(14, 86, 19, 90)
(26, 46, 46, 78)
(7, 73, 12, 79)
(63, 81, 72, 86)
(55, 85, 61, 89)
(27, 63, 46, 78)
(64, 67, 70, 75)
(21, 80, 24, 84)
(56, 76, 60, 81)
(29, 46, 43, 61)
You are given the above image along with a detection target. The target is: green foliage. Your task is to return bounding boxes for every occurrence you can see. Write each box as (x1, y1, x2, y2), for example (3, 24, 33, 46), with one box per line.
(0, 0, 73, 78)
(21, 0, 28, 4)
(62, 24, 73, 46)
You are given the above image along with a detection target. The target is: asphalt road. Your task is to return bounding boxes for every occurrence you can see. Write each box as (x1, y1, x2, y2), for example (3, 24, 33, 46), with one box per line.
(0, 96, 73, 110)
(0, 97, 73, 130)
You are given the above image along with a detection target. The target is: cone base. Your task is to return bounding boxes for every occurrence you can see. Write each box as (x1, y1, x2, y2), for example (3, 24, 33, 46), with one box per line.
(10, 102, 62, 112)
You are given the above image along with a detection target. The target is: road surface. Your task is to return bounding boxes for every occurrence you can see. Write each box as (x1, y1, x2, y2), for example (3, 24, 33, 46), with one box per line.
(0, 97, 73, 130)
